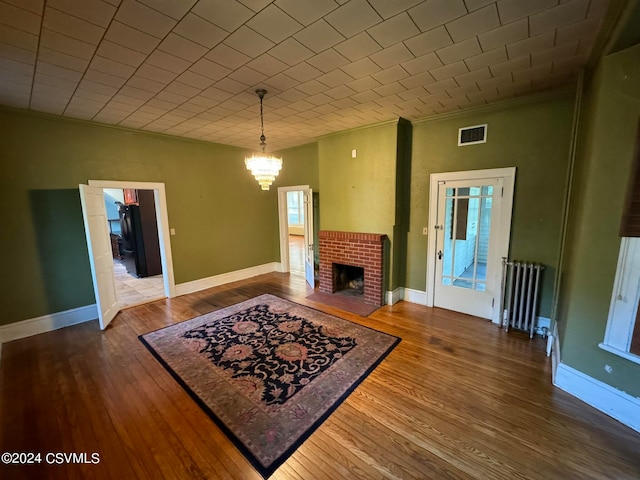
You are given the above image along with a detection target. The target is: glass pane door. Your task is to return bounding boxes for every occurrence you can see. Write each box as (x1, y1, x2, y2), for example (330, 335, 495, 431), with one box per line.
(431, 169, 513, 322)
(441, 185, 493, 292)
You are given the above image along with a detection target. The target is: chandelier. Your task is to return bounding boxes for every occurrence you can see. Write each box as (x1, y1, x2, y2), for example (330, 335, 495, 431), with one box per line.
(245, 88, 282, 190)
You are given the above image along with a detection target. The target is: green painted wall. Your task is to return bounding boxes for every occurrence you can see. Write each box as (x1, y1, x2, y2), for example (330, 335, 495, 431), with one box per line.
(317, 121, 399, 289)
(0, 108, 318, 326)
(557, 44, 640, 397)
(407, 94, 576, 318)
(277, 143, 319, 192)
(318, 122, 397, 235)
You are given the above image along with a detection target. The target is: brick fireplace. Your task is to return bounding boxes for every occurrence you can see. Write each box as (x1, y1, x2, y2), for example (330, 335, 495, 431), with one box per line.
(318, 231, 387, 306)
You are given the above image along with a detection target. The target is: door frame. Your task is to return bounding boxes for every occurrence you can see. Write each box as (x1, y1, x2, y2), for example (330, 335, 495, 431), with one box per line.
(426, 167, 516, 323)
(277, 185, 312, 276)
(87, 180, 176, 299)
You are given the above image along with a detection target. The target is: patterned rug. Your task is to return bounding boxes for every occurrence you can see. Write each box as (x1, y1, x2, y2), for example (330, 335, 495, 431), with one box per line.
(139, 294, 400, 478)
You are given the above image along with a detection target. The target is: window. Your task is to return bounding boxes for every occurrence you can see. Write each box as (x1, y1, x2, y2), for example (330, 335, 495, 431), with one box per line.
(287, 191, 304, 226)
(600, 237, 640, 364)
(601, 122, 640, 363)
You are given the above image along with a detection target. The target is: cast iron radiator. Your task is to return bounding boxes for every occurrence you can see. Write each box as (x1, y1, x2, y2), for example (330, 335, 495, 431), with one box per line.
(499, 258, 544, 338)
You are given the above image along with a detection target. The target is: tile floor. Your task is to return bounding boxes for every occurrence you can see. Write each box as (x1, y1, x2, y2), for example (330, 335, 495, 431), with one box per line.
(113, 260, 165, 309)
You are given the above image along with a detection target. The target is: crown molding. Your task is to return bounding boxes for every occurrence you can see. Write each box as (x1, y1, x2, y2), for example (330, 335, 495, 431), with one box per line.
(0, 105, 247, 152)
(315, 117, 401, 142)
(412, 86, 577, 127)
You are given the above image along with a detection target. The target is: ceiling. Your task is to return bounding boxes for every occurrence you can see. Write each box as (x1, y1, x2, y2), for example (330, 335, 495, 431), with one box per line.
(0, 0, 612, 151)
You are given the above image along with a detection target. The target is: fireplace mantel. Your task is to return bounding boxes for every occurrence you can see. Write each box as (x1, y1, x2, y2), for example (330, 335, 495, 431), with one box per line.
(318, 230, 387, 306)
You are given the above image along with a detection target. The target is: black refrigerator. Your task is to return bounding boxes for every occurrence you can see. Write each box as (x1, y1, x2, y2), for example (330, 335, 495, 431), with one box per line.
(118, 190, 162, 278)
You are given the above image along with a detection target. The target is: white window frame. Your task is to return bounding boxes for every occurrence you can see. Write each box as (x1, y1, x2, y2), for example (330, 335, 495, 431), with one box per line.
(599, 237, 640, 365)
(286, 190, 304, 226)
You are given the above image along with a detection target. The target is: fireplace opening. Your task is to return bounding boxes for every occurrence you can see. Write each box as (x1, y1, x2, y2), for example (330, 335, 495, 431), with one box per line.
(332, 263, 364, 297)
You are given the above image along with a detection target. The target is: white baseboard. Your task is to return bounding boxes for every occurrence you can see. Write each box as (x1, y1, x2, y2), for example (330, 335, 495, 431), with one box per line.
(386, 288, 403, 305)
(0, 263, 280, 347)
(554, 362, 640, 434)
(175, 262, 279, 296)
(0, 304, 98, 345)
(402, 288, 428, 305)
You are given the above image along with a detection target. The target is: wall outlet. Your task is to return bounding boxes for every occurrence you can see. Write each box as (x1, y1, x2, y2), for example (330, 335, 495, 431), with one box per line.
(170, 228, 176, 235)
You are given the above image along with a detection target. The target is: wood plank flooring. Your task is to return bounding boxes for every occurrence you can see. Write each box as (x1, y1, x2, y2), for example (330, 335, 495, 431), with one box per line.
(288, 234, 304, 278)
(1, 272, 639, 480)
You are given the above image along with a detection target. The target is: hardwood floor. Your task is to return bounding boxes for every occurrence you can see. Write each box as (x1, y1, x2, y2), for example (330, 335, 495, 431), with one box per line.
(289, 234, 304, 277)
(1, 272, 639, 480)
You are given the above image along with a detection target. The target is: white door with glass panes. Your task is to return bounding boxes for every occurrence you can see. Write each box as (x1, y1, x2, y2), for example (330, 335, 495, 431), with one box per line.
(428, 168, 515, 322)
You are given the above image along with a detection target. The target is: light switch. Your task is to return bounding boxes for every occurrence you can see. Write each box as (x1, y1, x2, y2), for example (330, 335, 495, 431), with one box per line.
(422, 227, 428, 235)
(170, 228, 176, 235)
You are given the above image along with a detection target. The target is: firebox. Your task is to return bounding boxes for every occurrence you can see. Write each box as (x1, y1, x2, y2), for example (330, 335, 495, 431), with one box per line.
(318, 231, 387, 306)
(333, 263, 364, 297)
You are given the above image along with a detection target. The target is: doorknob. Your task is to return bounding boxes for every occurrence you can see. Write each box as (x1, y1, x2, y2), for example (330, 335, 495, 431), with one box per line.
(437, 250, 443, 260)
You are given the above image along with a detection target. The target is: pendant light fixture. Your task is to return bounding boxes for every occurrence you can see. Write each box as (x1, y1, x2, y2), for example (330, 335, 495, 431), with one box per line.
(245, 88, 282, 191)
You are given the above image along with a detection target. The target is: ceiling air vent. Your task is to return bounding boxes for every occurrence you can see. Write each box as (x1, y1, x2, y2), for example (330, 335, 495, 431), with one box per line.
(458, 124, 487, 146)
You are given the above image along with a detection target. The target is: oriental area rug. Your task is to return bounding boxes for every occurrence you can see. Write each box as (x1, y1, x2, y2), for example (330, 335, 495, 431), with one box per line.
(139, 294, 400, 478)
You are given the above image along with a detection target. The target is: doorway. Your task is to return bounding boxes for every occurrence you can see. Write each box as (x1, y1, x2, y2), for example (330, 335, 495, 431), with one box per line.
(277, 185, 315, 288)
(103, 187, 165, 309)
(426, 168, 515, 323)
(285, 190, 305, 277)
(79, 180, 175, 330)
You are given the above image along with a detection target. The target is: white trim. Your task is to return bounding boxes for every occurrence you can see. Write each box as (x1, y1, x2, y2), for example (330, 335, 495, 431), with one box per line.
(550, 321, 561, 384)
(277, 185, 311, 276)
(386, 288, 403, 305)
(426, 167, 516, 323)
(88, 180, 176, 299)
(398, 288, 548, 334)
(174, 262, 279, 296)
(0, 304, 98, 344)
(554, 362, 640, 434)
(403, 288, 428, 305)
(598, 343, 640, 365)
(603, 237, 640, 352)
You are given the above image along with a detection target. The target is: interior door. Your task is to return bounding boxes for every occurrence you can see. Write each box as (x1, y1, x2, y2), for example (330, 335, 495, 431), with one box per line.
(79, 184, 119, 329)
(433, 178, 503, 319)
(303, 189, 314, 288)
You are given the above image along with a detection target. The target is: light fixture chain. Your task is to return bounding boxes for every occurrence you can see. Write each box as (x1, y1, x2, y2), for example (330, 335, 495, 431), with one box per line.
(257, 88, 267, 152)
(260, 95, 264, 139)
